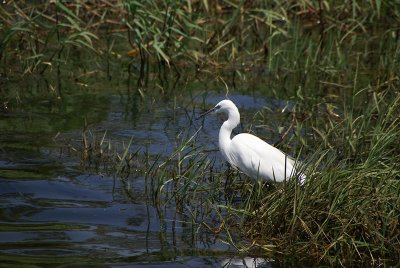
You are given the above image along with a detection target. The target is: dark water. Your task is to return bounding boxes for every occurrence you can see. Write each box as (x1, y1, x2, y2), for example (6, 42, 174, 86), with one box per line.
(0, 82, 287, 267)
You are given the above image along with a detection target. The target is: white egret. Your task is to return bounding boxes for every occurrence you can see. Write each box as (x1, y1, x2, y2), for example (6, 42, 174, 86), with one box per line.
(198, 99, 305, 183)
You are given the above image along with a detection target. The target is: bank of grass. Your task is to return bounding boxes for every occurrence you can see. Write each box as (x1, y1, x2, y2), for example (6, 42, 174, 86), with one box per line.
(2, 0, 400, 118)
(1, 1, 400, 82)
(78, 99, 400, 265)
(248, 103, 400, 264)
(138, 86, 399, 266)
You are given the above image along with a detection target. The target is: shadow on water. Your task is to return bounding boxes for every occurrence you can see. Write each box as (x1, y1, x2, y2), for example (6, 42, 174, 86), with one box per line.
(0, 74, 293, 267)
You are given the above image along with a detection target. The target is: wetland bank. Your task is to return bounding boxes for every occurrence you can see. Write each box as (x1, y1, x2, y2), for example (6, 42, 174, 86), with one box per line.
(1, 1, 399, 267)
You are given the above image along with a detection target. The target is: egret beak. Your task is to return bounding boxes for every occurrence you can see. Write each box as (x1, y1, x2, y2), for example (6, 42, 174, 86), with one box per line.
(196, 107, 216, 120)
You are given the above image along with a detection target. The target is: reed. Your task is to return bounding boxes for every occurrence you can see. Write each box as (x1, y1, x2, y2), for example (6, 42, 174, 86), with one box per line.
(149, 88, 400, 265)
(3, 1, 400, 265)
(73, 81, 400, 265)
(2, 1, 399, 81)
(81, 84, 395, 266)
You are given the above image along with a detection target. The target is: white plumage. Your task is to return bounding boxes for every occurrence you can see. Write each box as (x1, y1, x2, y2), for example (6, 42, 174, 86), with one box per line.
(198, 99, 304, 183)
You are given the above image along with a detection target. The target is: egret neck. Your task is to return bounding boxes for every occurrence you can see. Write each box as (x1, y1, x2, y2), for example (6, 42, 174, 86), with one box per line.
(218, 105, 240, 163)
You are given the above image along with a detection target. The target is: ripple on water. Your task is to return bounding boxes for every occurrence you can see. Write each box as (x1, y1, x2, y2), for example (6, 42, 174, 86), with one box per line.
(0, 93, 279, 266)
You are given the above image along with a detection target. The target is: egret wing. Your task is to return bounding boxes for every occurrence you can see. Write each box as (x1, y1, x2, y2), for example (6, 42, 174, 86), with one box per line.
(229, 133, 296, 182)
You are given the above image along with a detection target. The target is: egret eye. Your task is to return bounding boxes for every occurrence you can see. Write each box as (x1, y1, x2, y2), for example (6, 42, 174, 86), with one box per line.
(215, 104, 221, 110)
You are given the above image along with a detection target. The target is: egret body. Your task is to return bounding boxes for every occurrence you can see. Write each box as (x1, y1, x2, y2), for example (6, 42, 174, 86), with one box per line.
(198, 99, 304, 183)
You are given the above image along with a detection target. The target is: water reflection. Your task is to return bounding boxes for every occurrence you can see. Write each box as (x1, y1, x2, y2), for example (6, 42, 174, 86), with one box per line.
(221, 257, 275, 268)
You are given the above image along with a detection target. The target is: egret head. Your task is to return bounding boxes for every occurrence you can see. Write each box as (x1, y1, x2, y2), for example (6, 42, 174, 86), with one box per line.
(197, 99, 240, 124)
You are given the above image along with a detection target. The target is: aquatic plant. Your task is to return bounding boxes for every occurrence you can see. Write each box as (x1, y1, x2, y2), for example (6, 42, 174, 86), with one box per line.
(148, 86, 400, 266)
(2, 0, 400, 266)
(1, 1, 399, 81)
(75, 82, 399, 265)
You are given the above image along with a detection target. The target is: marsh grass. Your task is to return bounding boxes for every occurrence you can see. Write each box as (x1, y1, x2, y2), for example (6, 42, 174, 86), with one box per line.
(228, 82, 400, 265)
(77, 84, 399, 265)
(2, 1, 400, 88)
(3, 0, 400, 266)
(155, 91, 399, 264)
(77, 123, 146, 180)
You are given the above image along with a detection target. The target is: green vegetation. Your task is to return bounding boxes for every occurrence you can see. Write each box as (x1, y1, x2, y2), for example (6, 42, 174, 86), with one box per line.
(80, 88, 400, 266)
(2, 1, 400, 87)
(1, 0, 400, 266)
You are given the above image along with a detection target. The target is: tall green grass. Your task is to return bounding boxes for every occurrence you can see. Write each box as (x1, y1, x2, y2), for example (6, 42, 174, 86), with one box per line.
(79, 83, 398, 265)
(2, 1, 400, 265)
(247, 90, 400, 265)
(137, 87, 399, 266)
(2, 1, 399, 81)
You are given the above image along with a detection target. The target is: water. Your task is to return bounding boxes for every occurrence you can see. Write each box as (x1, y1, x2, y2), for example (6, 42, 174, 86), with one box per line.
(0, 81, 288, 267)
